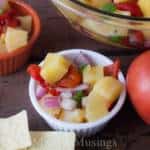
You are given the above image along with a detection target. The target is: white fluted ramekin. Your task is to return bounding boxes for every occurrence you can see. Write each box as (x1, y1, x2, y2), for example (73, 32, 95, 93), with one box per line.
(29, 49, 126, 136)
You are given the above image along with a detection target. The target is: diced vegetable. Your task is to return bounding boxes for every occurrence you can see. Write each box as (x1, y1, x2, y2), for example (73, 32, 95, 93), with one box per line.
(40, 53, 71, 84)
(81, 97, 88, 107)
(73, 91, 84, 104)
(36, 85, 48, 99)
(85, 93, 109, 122)
(39, 95, 61, 118)
(60, 92, 72, 99)
(5, 27, 28, 52)
(83, 65, 104, 87)
(48, 88, 60, 96)
(109, 36, 123, 43)
(101, 3, 116, 13)
(138, 0, 150, 17)
(116, 2, 143, 17)
(104, 58, 120, 78)
(27, 64, 45, 86)
(60, 98, 77, 110)
(92, 77, 123, 107)
(75, 51, 93, 66)
(44, 98, 60, 108)
(59, 109, 85, 123)
(42, 96, 60, 108)
(79, 64, 88, 73)
(57, 65, 81, 88)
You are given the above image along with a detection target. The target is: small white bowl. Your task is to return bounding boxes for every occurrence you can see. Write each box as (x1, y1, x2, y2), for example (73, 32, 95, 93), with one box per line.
(29, 49, 126, 136)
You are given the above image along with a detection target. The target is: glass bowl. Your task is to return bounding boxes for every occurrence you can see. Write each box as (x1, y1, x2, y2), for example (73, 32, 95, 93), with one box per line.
(50, 0, 150, 50)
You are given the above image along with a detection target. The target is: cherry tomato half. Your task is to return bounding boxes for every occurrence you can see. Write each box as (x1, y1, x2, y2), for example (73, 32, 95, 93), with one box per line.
(57, 65, 82, 88)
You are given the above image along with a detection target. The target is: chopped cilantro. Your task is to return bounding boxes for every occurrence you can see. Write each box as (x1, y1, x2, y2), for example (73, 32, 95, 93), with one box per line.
(109, 36, 123, 43)
(79, 64, 88, 73)
(101, 3, 116, 13)
(73, 91, 84, 103)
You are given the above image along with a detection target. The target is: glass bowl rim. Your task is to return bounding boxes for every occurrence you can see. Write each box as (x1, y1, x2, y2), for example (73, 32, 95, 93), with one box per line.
(69, 0, 150, 22)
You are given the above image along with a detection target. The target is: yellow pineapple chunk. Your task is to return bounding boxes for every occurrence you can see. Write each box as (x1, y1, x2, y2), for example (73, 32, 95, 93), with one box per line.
(83, 65, 104, 87)
(92, 77, 123, 106)
(85, 93, 108, 122)
(59, 109, 85, 123)
(138, 0, 150, 17)
(5, 27, 28, 52)
(40, 54, 71, 84)
(17, 16, 32, 32)
(78, 0, 111, 8)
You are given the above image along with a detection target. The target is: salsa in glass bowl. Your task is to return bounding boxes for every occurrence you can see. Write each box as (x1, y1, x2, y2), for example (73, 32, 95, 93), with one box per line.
(50, 0, 150, 50)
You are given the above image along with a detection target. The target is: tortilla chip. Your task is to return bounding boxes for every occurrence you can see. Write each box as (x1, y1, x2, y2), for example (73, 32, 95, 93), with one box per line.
(0, 111, 31, 150)
(27, 131, 75, 150)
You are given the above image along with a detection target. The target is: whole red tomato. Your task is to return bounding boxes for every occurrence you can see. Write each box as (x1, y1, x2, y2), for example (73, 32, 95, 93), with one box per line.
(127, 50, 150, 124)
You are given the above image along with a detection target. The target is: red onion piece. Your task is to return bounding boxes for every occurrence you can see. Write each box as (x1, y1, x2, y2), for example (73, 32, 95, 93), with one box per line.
(36, 86, 47, 99)
(44, 96, 60, 108)
(144, 40, 150, 48)
(74, 51, 93, 66)
(0, 0, 8, 9)
(56, 83, 89, 93)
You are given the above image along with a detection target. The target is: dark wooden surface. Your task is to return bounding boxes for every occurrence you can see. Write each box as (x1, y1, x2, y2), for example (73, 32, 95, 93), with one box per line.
(0, 0, 150, 149)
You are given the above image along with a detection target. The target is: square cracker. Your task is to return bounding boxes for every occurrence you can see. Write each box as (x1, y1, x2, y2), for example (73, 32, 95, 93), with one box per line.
(0, 111, 31, 150)
(27, 131, 75, 150)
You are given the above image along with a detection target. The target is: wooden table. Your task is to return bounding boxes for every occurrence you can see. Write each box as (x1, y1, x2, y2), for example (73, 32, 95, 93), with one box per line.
(0, 0, 150, 149)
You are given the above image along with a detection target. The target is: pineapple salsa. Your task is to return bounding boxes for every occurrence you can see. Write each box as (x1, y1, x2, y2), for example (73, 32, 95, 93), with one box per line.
(78, 0, 149, 18)
(0, 0, 32, 53)
(76, 0, 150, 48)
(27, 52, 123, 123)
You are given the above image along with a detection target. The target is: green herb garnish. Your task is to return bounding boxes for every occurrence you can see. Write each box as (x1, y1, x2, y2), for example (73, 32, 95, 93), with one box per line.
(101, 3, 116, 13)
(79, 64, 88, 73)
(109, 36, 123, 43)
(0, 9, 3, 15)
(73, 91, 84, 103)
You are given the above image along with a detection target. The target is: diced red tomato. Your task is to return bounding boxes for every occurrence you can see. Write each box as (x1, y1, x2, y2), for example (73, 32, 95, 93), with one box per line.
(27, 64, 60, 96)
(0, 9, 20, 34)
(128, 30, 145, 47)
(104, 58, 121, 78)
(116, 2, 143, 17)
(57, 65, 82, 88)
(48, 88, 60, 96)
(7, 18, 20, 27)
(27, 64, 45, 86)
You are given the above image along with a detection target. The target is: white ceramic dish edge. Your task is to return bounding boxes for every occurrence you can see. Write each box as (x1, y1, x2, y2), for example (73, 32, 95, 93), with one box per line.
(29, 49, 126, 136)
